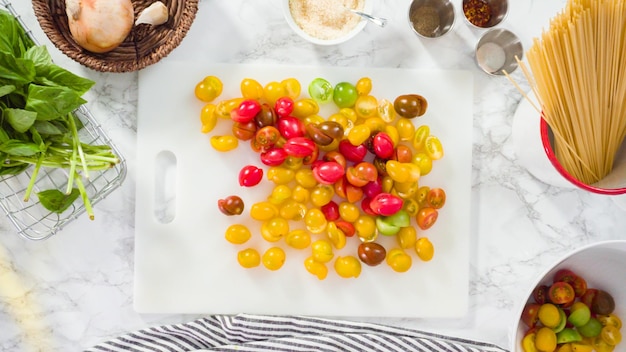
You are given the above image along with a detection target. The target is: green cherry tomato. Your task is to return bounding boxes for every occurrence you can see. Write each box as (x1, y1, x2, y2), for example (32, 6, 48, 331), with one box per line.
(308, 78, 334, 104)
(333, 82, 358, 108)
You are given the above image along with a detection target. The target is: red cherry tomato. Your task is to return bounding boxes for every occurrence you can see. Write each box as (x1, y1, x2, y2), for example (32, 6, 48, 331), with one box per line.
(260, 147, 288, 166)
(416, 207, 438, 230)
(239, 165, 263, 187)
(369, 193, 403, 216)
(548, 281, 576, 305)
(233, 99, 261, 123)
(521, 303, 541, 328)
(255, 126, 281, 148)
(532, 285, 550, 305)
(335, 220, 355, 237)
(320, 201, 340, 221)
(372, 132, 394, 159)
(553, 269, 587, 297)
(338, 139, 368, 163)
(312, 161, 345, 185)
(426, 187, 446, 209)
(283, 137, 317, 158)
(362, 176, 383, 198)
(277, 116, 305, 139)
(360, 197, 377, 216)
(323, 151, 347, 169)
(274, 96, 295, 118)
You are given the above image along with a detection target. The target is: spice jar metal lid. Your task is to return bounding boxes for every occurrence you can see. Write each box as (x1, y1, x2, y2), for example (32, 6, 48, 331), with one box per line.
(408, 0, 455, 39)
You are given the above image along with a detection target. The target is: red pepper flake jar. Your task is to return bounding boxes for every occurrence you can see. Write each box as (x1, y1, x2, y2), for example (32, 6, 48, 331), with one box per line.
(462, 0, 508, 28)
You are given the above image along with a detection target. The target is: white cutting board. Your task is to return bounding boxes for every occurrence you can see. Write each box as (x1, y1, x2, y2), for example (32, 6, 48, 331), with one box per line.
(134, 62, 473, 317)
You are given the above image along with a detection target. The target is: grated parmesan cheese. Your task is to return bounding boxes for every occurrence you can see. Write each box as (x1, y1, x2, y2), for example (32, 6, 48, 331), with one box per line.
(289, 0, 365, 40)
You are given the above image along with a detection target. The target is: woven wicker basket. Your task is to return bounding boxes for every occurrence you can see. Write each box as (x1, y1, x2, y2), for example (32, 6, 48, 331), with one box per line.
(32, 0, 198, 72)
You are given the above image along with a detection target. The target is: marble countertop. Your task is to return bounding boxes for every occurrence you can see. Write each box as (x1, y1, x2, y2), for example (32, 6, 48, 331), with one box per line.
(2, 0, 626, 351)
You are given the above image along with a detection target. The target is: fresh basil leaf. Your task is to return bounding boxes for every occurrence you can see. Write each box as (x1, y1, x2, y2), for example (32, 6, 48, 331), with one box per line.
(37, 188, 80, 214)
(0, 84, 16, 98)
(24, 45, 52, 67)
(0, 52, 36, 84)
(0, 163, 29, 176)
(25, 85, 86, 121)
(33, 120, 66, 135)
(0, 139, 42, 156)
(34, 64, 95, 96)
(0, 9, 34, 56)
(4, 108, 37, 133)
(0, 128, 9, 142)
(29, 127, 44, 146)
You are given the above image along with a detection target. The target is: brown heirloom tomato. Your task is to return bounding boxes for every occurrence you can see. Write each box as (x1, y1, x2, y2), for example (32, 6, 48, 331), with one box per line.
(393, 94, 428, 119)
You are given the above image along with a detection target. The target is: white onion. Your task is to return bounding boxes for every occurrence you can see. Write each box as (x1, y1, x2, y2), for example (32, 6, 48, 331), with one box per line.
(65, 0, 134, 53)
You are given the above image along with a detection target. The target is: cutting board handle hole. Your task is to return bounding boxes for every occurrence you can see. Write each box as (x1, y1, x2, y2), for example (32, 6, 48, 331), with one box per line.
(154, 150, 177, 224)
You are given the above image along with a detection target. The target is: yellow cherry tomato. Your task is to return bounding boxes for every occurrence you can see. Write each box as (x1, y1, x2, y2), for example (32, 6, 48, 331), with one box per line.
(292, 98, 320, 118)
(194, 75, 223, 102)
(200, 103, 217, 133)
(267, 167, 295, 184)
(304, 208, 328, 234)
(347, 124, 371, 145)
(377, 98, 396, 123)
(260, 217, 289, 242)
(237, 248, 261, 268)
(215, 98, 244, 119)
(262, 247, 286, 271)
(281, 78, 301, 100)
(396, 118, 416, 141)
(535, 327, 557, 352)
(285, 229, 311, 250)
(264, 81, 286, 106)
(415, 237, 434, 261)
(338, 202, 360, 223)
(334, 255, 362, 279)
(354, 215, 377, 242)
(225, 224, 251, 244)
(386, 248, 412, 272)
(354, 95, 378, 119)
(268, 184, 292, 205)
(311, 239, 334, 263)
(326, 222, 346, 250)
(279, 200, 307, 221)
(240, 78, 264, 100)
(397, 226, 417, 249)
(355, 77, 372, 96)
(250, 201, 279, 221)
(210, 135, 238, 152)
(295, 169, 318, 188)
(304, 256, 328, 280)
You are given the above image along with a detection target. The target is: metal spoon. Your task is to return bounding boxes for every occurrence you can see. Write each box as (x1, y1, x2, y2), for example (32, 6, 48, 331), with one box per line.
(343, 7, 388, 28)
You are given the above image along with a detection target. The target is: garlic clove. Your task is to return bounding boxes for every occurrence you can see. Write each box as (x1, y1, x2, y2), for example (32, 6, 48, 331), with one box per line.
(65, 0, 134, 53)
(135, 1, 169, 26)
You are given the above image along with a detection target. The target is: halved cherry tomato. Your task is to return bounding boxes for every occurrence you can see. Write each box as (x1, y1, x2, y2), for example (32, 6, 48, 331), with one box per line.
(548, 281, 576, 305)
(416, 207, 438, 230)
(426, 187, 446, 209)
(255, 126, 281, 148)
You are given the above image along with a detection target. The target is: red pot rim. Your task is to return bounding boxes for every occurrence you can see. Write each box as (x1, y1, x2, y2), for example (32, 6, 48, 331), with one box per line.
(539, 117, 626, 195)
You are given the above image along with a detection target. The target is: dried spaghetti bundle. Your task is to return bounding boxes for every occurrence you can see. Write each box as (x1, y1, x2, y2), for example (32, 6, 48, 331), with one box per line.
(513, 0, 626, 184)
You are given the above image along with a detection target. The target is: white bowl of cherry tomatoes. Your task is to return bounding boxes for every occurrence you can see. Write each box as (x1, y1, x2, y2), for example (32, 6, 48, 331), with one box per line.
(512, 240, 625, 352)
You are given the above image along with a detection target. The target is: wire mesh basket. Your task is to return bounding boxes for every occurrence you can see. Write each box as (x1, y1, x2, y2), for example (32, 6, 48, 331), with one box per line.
(0, 0, 127, 241)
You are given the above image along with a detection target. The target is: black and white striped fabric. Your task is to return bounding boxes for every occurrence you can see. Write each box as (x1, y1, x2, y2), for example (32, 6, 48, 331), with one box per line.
(86, 314, 508, 352)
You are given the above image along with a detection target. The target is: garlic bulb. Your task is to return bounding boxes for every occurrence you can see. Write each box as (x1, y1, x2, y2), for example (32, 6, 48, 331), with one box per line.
(136, 1, 169, 26)
(65, 0, 134, 53)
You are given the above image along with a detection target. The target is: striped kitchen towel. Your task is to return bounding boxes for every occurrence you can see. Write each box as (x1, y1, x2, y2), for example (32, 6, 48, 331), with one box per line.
(86, 314, 508, 352)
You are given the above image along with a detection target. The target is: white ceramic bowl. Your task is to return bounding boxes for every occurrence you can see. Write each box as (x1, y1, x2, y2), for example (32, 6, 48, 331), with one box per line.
(282, 0, 373, 45)
(510, 240, 626, 351)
